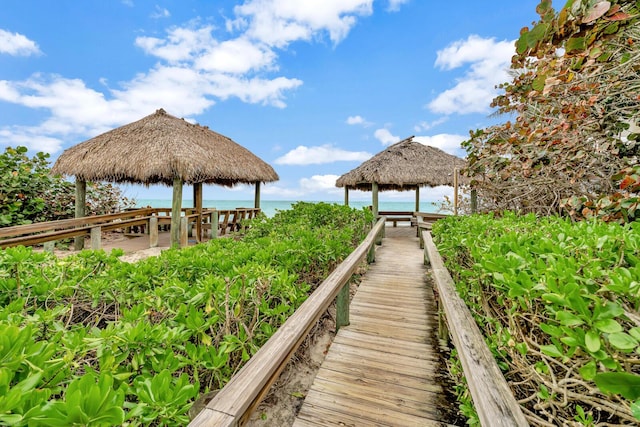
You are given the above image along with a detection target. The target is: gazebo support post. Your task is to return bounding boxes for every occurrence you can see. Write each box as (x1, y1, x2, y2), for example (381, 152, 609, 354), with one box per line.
(254, 182, 261, 209)
(171, 177, 183, 247)
(74, 180, 86, 250)
(344, 187, 349, 206)
(372, 182, 379, 218)
(415, 186, 420, 212)
(194, 182, 203, 242)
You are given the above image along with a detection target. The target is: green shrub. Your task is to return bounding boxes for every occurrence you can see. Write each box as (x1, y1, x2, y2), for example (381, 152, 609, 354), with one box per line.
(432, 213, 640, 425)
(0, 202, 372, 426)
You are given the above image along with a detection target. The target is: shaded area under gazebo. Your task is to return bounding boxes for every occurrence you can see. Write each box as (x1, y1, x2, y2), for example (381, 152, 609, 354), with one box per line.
(335, 135, 470, 216)
(52, 108, 278, 248)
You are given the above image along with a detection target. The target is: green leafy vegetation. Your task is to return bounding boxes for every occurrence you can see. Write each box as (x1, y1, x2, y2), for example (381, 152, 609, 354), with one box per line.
(432, 213, 640, 425)
(0, 146, 135, 227)
(0, 202, 374, 426)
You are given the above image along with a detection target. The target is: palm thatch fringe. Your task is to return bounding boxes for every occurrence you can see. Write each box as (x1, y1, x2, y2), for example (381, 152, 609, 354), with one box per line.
(52, 108, 279, 186)
(335, 136, 467, 191)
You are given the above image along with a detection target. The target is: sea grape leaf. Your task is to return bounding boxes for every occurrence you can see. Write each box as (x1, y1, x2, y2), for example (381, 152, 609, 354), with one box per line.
(608, 332, 638, 350)
(585, 330, 601, 353)
(566, 37, 587, 53)
(595, 372, 640, 399)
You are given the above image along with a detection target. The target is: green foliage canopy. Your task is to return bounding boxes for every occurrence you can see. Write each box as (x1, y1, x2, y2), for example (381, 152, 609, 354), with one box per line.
(0, 146, 135, 227)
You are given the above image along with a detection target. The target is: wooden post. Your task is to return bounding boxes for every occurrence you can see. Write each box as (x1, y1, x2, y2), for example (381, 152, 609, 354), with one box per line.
(453, 168, 459, 216)
(74, 180, 86, 250)
(471, 189, 478, 214)
(254, 182, 261, 209)
(211, 210, 219, 239)
(371, 182, 379, 218)
(415, 186, 420, 212)
(171, 177, 183, 247)
(149, 216, 158, 248)
(336, 283, 350, 330)
(344, 187, 349, 206)
(367, 243, 376, 263)
(180, 216, 188, 247)
(194, 182, 203, 242)
(90, 226, 101, 250)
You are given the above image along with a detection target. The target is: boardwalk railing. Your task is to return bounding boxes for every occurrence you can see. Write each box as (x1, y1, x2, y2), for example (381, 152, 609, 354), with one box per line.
(0, 207, 262, 250)
(421, 230, 529, 427)
(189, 218, 386, 427)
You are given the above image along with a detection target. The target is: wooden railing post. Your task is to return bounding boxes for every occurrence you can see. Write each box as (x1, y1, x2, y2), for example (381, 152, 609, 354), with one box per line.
(180, 217, 188, 247)
(335, 283, 350, 330)
(90, 226, 101, 250)
(149, 216, 158, 248)
(211, 210, 219, 239)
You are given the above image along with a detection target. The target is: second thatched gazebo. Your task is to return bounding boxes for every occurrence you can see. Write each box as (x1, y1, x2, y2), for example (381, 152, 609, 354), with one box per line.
(335, 136, 468, 215)
(52, 108, 279, 247)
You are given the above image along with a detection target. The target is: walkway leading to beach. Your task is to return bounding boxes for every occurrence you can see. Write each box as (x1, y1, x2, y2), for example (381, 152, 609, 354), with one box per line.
(292, 227, 457, 426)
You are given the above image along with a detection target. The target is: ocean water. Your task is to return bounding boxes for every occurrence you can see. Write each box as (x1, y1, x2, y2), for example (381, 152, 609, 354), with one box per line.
(135, 200, 442, 218)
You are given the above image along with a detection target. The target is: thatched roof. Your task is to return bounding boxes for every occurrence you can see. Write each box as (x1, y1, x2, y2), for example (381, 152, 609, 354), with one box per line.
(335, 136, 467, 191)
(52, 108, 279, 186)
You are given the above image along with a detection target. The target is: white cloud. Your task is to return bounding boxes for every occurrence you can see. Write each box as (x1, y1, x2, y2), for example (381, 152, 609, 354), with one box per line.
(300, 174, 342, 193)
(151, 5, 170, 19)
(135, 26, 215, 63)
(0, 128, 63, 153)
(374, 128, 399, 145)
(413, 133, 466, 156)
(428, 35, 514, 115)
(387, 0, 410, 12)
(346, 115, 372, 127)
(195, 38, 276, 74)
(275, 144, 372, 165)
(261, 183, 303, 198)
(232, 0, 373, 47)
(262, 174, 343, 198)
(0, 29, 41, 56)
(414, 117, 448, 132)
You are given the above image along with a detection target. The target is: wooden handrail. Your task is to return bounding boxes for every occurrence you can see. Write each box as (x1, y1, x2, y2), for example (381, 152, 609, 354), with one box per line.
(0, 217, 153, 248)
(422, 230, 529, 427)
(0, 208, 155, 238)
(189, 218, 386, 427)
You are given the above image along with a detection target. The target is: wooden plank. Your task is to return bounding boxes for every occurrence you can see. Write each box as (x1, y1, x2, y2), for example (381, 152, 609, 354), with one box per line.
(296, 396, 444, 427)
(333, 328, 437, 357)
(313, 373, 444, 413)
(303, 379, 442, 425)
(324, 342, 436, 371)
(423, 231, 529, 427)
(319, 357, 443, 388)
(189, 218, 386, 427)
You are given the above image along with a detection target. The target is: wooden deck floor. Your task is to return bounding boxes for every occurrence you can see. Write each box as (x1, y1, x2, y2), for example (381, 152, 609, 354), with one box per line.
(293, 226, 457, 427)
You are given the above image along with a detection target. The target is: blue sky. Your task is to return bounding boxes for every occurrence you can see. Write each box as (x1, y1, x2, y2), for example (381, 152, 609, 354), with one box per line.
(0, 0, 540, 203)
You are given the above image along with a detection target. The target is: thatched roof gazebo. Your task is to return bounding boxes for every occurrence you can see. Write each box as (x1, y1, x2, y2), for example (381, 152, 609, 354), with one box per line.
(335, 136, 468, 215)
(52, 108, 279, 247)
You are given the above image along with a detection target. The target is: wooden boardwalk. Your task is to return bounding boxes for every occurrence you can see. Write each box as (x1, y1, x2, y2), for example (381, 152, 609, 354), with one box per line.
(293, 227, 457, 427)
